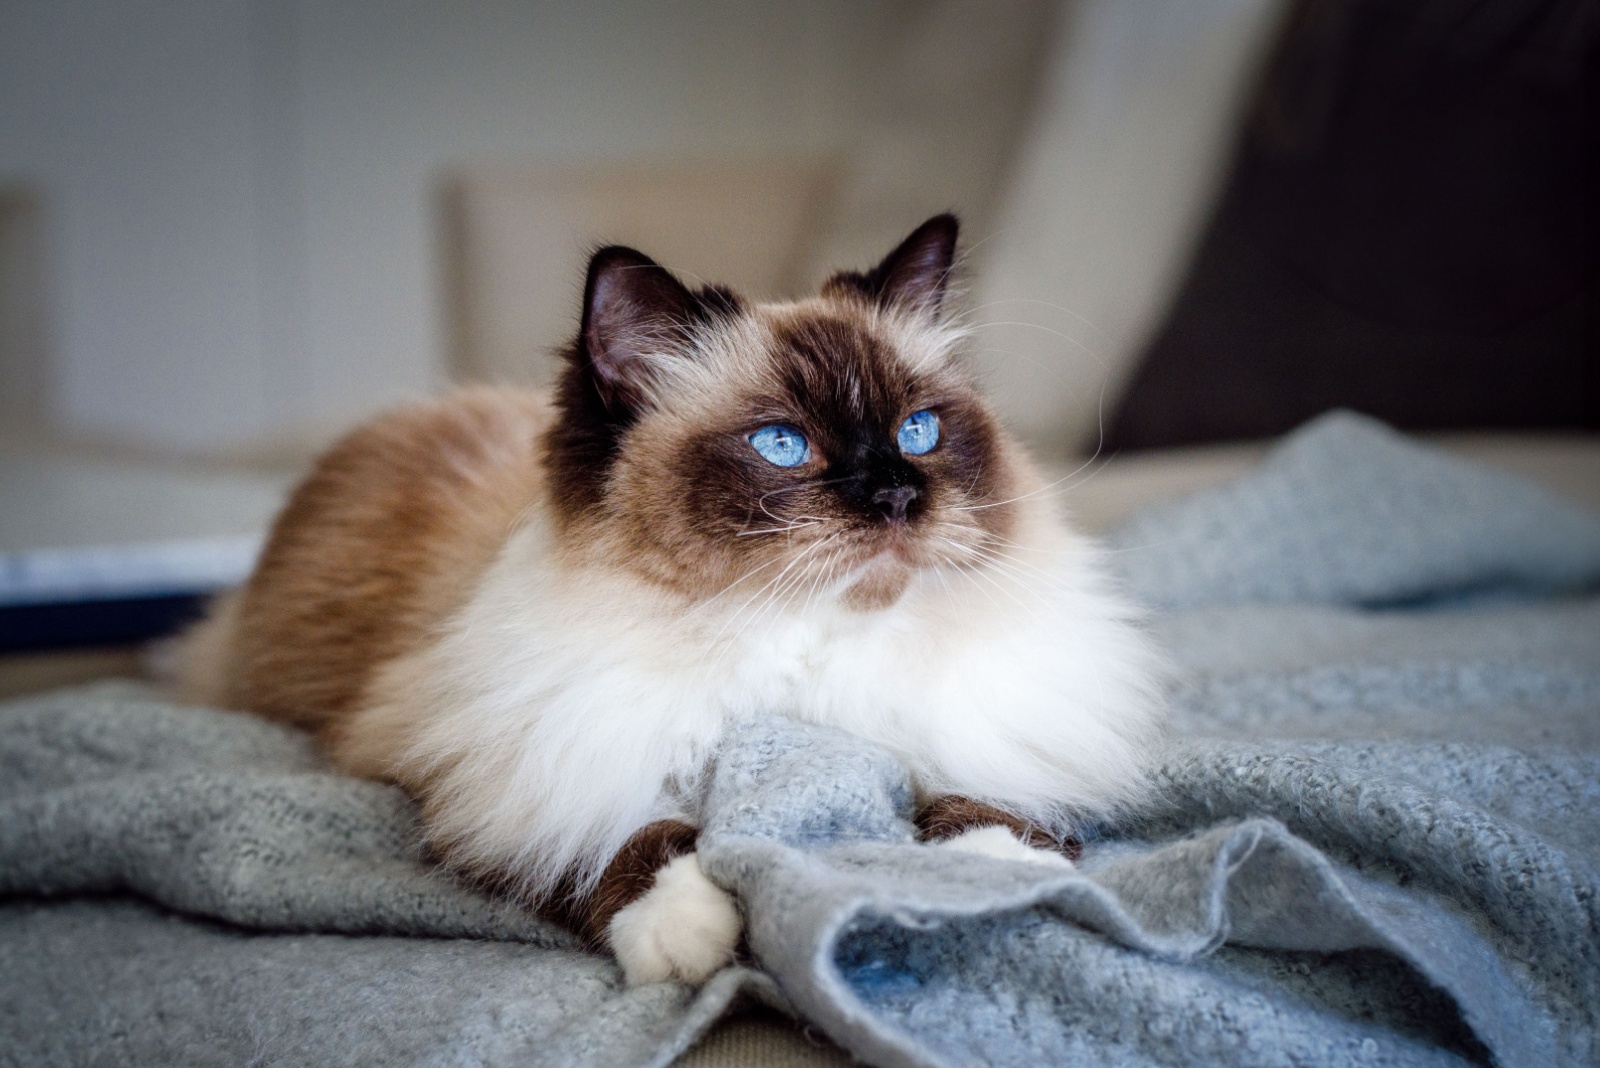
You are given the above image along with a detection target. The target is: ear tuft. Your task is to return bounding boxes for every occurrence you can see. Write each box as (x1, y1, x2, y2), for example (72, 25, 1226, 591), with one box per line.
(580, 247, 697, 412)
(827, 214, 960, 317)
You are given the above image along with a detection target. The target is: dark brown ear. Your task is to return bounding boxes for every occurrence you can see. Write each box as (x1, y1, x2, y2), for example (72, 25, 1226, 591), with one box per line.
(827, 214, 960, 317)
(580, 246, 698, 411)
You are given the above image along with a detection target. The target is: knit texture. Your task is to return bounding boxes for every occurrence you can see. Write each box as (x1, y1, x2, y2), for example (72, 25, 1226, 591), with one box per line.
(0, 682, 789, 1067)
(3, 413, 1597, 1066)
(1108, 410, 1600, 610)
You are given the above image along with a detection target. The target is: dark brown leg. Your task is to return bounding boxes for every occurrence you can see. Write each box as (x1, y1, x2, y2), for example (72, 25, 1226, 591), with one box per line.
(550, 819, 701, 947)
(915, 796, 1082, 861)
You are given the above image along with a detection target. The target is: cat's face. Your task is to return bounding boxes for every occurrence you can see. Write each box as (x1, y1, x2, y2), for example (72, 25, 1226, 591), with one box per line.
(546, 215, 1026, 611)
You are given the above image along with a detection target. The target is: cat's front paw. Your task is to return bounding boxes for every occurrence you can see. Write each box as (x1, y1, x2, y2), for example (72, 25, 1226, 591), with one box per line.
(939, 825, 1075, 868)
(607, 852, 742, 985)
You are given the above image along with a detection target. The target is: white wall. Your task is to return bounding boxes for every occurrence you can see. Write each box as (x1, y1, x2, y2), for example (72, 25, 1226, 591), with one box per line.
(0, 0, 273, 452)
(0, 0, 906, 455)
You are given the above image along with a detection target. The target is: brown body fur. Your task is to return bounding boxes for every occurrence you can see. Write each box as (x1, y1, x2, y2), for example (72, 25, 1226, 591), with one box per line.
(183, 387, 553, 734)
(915, 796, 1082, 861)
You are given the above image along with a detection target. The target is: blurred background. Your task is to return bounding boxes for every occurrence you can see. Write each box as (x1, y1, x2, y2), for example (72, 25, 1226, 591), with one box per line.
(1, 0, 1595, 671)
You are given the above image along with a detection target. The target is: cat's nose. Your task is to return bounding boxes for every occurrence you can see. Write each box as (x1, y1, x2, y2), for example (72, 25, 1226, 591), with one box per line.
(871, 485, 919, 523)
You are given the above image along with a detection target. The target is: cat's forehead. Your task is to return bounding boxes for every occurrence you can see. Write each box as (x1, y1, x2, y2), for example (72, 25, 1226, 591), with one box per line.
(766, 310, 910, 418)
(683, 298, 963, 421)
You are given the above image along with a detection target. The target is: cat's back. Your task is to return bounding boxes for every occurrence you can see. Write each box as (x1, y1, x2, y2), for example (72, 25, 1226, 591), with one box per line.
(179, 387, 554, 731)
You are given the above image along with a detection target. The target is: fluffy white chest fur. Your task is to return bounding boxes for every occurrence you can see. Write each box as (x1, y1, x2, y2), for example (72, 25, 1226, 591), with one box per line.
(355, 506, 1161, 898)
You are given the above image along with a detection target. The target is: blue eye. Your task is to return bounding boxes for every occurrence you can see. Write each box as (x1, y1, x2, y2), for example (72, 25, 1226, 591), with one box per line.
(897, 410, 940, 455)
(748, 424, 811, 467)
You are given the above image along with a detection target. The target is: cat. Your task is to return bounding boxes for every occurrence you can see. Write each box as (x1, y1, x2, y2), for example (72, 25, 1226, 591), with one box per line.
(178, 214, 1162, 985)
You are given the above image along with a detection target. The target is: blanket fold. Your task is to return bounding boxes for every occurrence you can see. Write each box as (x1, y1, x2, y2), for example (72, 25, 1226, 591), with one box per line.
(697, 718, 1578, 1068)
(4, 412, 1598, 1067)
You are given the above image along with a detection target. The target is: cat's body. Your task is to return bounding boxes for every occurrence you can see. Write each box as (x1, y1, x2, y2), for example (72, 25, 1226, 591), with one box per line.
(181, 216, 1162, 984)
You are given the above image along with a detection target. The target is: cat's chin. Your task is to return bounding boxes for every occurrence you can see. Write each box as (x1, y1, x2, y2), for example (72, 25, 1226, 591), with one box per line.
(839, 552, 914, 612)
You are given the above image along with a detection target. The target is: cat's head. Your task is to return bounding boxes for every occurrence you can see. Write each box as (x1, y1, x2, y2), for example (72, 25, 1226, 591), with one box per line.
(546, 214, 1034, 611)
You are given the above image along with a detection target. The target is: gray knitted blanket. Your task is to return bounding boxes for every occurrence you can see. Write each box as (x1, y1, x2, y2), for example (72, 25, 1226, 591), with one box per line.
(4, 412, 1598, 1067)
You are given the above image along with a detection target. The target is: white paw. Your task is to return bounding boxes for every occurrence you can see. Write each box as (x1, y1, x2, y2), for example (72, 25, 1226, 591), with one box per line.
(939, 826, 1074, 868)
(607, 852, 742, 986)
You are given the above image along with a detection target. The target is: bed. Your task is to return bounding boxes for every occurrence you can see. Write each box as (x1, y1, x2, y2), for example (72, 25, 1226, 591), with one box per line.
(2, 413, 1596, 1067)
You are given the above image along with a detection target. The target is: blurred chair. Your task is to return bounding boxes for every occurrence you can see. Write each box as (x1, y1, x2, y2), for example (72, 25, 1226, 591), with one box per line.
(440, 160, 837, 387)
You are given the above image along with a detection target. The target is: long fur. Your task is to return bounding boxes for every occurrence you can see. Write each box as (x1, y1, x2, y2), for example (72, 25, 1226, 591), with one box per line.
(180, 218, 1164, 904)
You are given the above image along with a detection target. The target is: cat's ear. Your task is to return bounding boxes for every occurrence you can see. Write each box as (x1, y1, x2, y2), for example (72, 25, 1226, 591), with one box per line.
(829, 214, 960, 318)
(579, 246, 697, 411)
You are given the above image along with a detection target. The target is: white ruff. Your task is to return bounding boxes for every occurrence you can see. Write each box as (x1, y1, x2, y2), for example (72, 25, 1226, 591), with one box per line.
(358, 507, 1163, 900)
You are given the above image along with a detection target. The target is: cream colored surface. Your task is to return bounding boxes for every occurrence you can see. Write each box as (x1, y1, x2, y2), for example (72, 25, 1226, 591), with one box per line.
(444, 161, 837, 387)
(0, 445, 291, 556)
(1433, 434, 1600, 515)
(0, 647, 146, 702)
(796, 0, 1060, 289)
(0, 444, 293, 608)
(972, 0, 1290, 455)
(678, 1010, 857, 1068)
(1057, 441, 1274, 534)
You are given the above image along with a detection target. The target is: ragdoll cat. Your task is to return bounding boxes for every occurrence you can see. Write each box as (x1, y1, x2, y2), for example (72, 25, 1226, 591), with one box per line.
(179, 214, 1162, 985)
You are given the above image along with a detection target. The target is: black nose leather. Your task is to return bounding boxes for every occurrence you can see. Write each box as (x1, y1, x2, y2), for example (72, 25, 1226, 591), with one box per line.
(872, 485, 919, 523)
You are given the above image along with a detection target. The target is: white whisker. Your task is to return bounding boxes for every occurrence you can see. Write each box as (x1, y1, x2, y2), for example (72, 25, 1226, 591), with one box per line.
(735, 521, 828, 538)
(949, 446, 1111, 514)
(699, 532, 843, 674)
